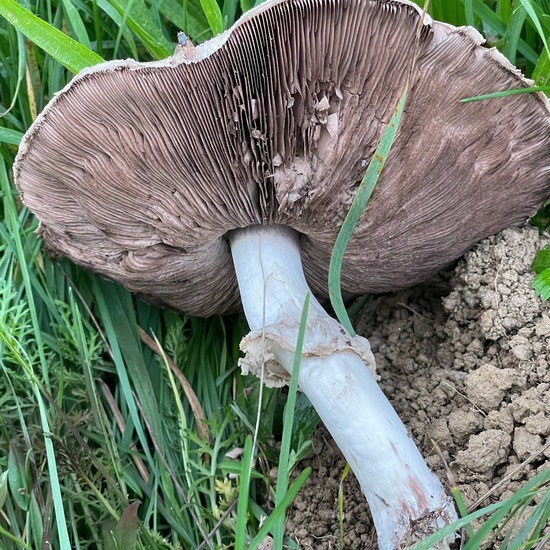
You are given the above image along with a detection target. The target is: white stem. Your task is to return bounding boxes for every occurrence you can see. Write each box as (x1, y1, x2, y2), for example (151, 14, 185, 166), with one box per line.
(229, 225, 457, 550)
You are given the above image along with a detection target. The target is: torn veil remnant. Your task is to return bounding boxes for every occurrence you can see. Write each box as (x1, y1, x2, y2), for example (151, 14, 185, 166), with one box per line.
(14, 0, 550, 548)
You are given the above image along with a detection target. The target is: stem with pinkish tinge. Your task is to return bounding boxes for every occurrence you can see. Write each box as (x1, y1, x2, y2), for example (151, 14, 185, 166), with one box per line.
(229, 224, 457, 550)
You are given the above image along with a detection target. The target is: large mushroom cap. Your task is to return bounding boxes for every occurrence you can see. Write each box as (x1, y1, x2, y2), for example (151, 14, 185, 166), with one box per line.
(15, 0, 550, 316)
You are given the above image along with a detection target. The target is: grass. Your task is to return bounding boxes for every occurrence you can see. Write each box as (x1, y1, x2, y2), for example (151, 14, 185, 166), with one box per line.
(1, 0, 550, 548)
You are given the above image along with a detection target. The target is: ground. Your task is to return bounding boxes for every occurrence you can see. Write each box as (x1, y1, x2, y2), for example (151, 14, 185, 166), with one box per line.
(286, 226, 550, 549)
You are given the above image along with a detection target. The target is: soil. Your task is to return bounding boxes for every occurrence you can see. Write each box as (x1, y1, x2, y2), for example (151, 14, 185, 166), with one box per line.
(286, 226, 550, 549)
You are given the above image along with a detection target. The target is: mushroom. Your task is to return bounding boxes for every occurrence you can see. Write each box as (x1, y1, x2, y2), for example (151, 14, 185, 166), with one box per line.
(14, 0, 550, 548)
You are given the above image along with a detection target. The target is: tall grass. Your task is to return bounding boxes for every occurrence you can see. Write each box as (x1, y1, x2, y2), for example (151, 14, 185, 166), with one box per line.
(1, 0, 550, 548)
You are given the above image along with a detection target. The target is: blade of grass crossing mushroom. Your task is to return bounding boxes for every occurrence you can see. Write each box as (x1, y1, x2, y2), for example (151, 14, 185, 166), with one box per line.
(0, 0, 104, 73)
(328, 86, 408, 336)
(272, 293, 310, 548)
(408, 504, 504, 550)
(460, 86, 550, 102)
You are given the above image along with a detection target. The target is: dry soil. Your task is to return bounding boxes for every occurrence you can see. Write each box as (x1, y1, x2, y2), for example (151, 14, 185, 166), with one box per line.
(286, 226, 550, 549)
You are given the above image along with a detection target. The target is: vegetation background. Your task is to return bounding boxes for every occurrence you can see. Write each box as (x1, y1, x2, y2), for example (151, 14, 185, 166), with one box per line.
(1, 0, 550, 548)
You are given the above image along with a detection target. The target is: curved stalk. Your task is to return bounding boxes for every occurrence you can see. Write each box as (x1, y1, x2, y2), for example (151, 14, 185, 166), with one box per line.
(229, 224, 457, 550)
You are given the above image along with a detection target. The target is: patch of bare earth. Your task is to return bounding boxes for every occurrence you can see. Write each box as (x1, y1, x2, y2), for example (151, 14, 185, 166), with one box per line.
(286, 226, 550, 549)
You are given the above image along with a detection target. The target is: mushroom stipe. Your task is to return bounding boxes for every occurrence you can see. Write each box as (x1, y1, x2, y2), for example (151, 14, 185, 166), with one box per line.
(14, 0, 550, 548)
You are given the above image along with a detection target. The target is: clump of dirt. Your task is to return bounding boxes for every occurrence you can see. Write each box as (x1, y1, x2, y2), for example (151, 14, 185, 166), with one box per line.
(286, 226, 550, 549)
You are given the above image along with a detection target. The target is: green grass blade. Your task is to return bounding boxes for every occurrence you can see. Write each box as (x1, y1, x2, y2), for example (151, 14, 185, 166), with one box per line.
(0, 127, 23, 145)
(0, 161, 49, 387)
(497, 0, 512, 23)
(235, 435, 254, 549)
(462, 0, 539, 65)
(532, 48, 550, 87)
(109, 0, 172, 59)
(409, 501, 505, 549)
(0, 524, 32, 549)
(91, 279, 160, 474)
(222, 0, 239, 29)
(460, 85, 550, 102)
(506, 488, 550, 549)
(501, 6, 527, 65)
(109, 501, 141, 550)
(248, 468, 311, 550)
(272, 293, 311, 547)
(464, 0, 475, 27)
(452, 485, 474, 539)
(60, 0, 92, 48)
(0, 0, 104, 72)
(154, 0, 212, 42)
(1, 342, 72, 548)
(198, 0, 223, 35)
(0, 470, 7, 510)
(0, 29, 26, 121)
(96, 0, 139, 58)
(35, 394, 72, 547)
(411, 467, 550, 550)
(242, 0, 254, 13)
(290, 393, 319, 451)
(91, 0, 104, 56)
(7, 444, 28, 512)
(328, 87, 408, 336)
